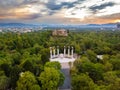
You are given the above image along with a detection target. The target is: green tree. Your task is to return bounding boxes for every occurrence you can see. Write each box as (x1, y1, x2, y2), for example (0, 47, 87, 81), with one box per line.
(22, 60, 34, 73)
(86, 50, 97, 63)
(39, 67, 64, 90)
(0, 75, 10, 90)
(10, 65, 22, 89)
(101, 55, 110, 64)
(16, 71, 39, 90)
(40, 48, 49, 65)
(75, 61, 104, 82)
(103, 71, 120, 90)
(103, 62, 113, 72)
(0, 63, 11, 77)
(30, 85, 41, 90)
(44, 61, 61, 70)
(103, 47, 111, 54)
(12, 52, 21, 65)
(109, 78, 120, 90)
(72, 73, 96, 90)
(110, 58, 120, 70)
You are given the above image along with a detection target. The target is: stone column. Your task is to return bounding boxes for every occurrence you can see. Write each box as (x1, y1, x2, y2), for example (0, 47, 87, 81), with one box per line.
(50, 47, 52, 59)
(68, 46, 70, 57)
(57, 46, 59, 56)
(53, 47, 56, 58)
(64, 46, 66, 57)
(71, 47, 73, 58)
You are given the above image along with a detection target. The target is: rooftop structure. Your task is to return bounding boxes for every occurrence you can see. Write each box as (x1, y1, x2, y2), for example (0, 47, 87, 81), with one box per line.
(52, 29, 68, 36)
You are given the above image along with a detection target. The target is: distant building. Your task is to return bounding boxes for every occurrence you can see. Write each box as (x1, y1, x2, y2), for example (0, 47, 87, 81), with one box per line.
(52, 29, 68, 36)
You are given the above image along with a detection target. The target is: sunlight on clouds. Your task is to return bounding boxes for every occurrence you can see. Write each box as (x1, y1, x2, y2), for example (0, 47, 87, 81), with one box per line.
(0, 0, 120, 24)
(64, 8, 91, 20)
(81, 0, 109, 8)
(96, 5, 120, 16)
(13, 5, 39, 14)
(9, 4, 48, 18)
(63, 0, 120, 23)
(83, 0, 119, 7)
(39, 0, 48, 3)
(114, 19, 120, 23)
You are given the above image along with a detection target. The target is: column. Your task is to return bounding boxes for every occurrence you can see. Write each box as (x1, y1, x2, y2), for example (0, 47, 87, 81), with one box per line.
(68, 46, 70, 57)
(53, 47, 56, 58)
(57, 46, 59, 56)
(71, 47, 73, 58)
(64, 46, 66, 57)
(50, 47, 52, 59)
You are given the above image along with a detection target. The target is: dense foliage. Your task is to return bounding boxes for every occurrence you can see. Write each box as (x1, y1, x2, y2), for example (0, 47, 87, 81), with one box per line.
(0, 31, 64, 90)
(0, 30, 120, 90)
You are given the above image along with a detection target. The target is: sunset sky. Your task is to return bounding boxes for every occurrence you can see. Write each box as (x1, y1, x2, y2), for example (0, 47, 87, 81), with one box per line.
(0, 0, 120, 24)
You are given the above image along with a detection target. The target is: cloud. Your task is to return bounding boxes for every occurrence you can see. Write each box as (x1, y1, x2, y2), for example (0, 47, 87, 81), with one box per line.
(20, 14, 41, 19)
(89, 2, 115, 13)
(0, 0, 24, 9)
(0, 0, 120, 24)
(95, 4, 120, 16)
(98, 13, 120, 19)
(0, 12, 41, 20)
(46, 1, 77, 10)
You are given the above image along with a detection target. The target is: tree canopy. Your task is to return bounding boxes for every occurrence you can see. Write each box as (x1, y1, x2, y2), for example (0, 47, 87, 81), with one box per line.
(0, 30, 120, 90)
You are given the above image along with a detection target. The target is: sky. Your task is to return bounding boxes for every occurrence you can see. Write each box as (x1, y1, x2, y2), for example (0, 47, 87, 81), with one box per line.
(0, 0, 120, 24)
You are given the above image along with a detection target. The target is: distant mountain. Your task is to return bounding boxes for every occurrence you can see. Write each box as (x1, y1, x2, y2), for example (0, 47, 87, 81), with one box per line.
(87, 23, 116, 27)
(87, 24, 100, 26)
(0, 23, 38, 28)
(0, 22, 117, 28)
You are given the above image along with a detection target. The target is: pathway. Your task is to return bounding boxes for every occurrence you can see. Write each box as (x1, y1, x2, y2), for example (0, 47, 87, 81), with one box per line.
(59, 62, 71, 90)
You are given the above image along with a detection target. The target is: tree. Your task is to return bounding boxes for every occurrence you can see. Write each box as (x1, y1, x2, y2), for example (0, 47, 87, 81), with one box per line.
(75, 61, 104, 82)
(32, 43, 42, 54)
(40, 48, 49, 65)
(86, 50, 97, 63)
(16, 71, 39, 90)
(44, 61, 61, 70)
(104, 71, 118, 84)
(22, 60, 34, 73)
(11, 52, 21, 65)
(101, 55, 110, 64)
(10, 65, 22, 89)
(103, 71, 120, 90)
(30, 85, 41, 90)
(74, 44, 81, 54)
(39, 67, 64, 90)
(103, 62, 113, 72)
(0, 75, 10, 90)
(33, 65, 44, 76)
(103, 47, 111, 54)
(110, 58, 120, 70)
(109, 78, 120, 90)
(0, 63, 11, 77)
(72, 73, 96, 90)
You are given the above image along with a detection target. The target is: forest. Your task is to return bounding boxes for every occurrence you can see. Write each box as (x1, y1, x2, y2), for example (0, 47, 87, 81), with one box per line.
(0, 30, 120, 90)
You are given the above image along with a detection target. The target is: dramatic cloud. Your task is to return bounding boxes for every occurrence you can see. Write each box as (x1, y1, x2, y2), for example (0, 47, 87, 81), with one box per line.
(89, 2, 115, 13)
(0, 0, 120, 24)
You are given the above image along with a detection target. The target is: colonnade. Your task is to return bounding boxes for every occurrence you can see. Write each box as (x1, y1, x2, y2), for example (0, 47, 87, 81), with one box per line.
(50, 46, 74, 59)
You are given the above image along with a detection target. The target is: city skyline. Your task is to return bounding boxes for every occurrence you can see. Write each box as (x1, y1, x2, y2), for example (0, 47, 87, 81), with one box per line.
(0, 0, 120, 24)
